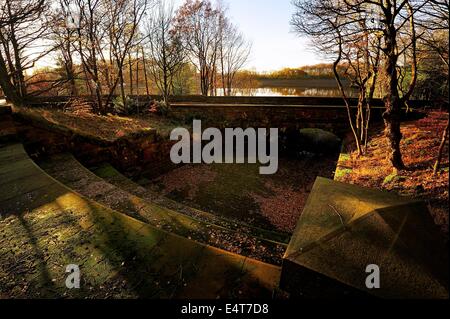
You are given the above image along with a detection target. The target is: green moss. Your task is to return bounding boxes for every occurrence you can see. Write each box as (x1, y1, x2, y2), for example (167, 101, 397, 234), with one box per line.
(163, 163, 269, 224)
(383, 173, 407, 185)
(1, 143, 281, 298)
(338, 153, 351, 162)
(334, 168, 352, 179)
(383, 173, 396, 185)
(94, 164, 119, 179)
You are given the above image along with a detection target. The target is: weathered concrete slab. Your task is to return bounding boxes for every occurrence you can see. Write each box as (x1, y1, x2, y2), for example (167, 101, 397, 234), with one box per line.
(36, 153, 286, 265)
(93, 163, 291, 244)
(281, 177, 449, 299)
(0, 143, 281, 298)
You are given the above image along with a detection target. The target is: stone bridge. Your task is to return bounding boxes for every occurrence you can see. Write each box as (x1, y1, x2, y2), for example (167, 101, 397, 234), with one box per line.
(166, 96, 428, 137)
(169, 102, 382, 137)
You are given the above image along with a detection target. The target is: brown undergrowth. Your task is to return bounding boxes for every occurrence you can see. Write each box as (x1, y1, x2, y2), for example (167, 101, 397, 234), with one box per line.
(13, 106, 182, 141)
(337, 111, 449, 237)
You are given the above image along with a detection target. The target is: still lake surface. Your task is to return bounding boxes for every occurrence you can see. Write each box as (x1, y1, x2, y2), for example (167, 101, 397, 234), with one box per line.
(216, 87, 358, 97)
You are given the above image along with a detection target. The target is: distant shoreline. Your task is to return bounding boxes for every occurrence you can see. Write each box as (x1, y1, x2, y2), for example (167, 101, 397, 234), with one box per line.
(257, 78, 350, 88)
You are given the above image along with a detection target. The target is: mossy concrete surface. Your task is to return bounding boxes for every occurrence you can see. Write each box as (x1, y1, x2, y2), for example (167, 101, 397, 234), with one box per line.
(0, 143, 280, 298)
(93, 163, 291, 245)
(334, 152, 353, 180)
(143, 157, 337, 235)
(281, 177, 449, 299)
(37, 153, 286, 265)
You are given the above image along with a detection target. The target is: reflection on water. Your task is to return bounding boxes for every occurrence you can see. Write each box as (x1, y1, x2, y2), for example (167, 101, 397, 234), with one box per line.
(217, 87, 358, 97)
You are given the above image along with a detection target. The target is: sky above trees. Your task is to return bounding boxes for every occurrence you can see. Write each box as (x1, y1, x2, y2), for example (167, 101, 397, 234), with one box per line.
(171, 0, 325, 72)
(31, 0, 326, 73)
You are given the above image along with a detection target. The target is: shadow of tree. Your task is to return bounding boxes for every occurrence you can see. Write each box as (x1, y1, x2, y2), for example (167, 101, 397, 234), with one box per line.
(17, 215, 56, 297)
(82, 199, 279, 298)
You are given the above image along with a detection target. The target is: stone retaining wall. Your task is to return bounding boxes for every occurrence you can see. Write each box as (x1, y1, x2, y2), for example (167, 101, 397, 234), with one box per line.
(12, 110, 177, 177)
(168, 104, 385, 138)
(28, 95, 430, 108)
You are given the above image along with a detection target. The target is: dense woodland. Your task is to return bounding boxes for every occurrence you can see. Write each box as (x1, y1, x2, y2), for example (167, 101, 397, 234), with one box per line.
(0, 0, 449, 172)
(0, 0, 251, 110)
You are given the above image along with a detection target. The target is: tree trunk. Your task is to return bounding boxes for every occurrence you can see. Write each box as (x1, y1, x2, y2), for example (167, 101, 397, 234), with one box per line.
(383, 99, 404, 169)
(92, 62, 103, 114)
(65, 35, 77, 96)
(163, 66, 169, 105)
(67, 65, 77, 96)
(95, 84, 103, 114)
(128, 53, 133, 96)
(383, 23, 405, 169)
(434, 118, 449, 175)
(141, 47, 150, 96)
(118, 67, 126, 108)
(333, 32, 362, 156)
(220, 62, 226, 96)
(6, 1, 26, 99)
(200, 64, 209, 96)
(0, 53, 22, 105)
(135, 52, 139, 96)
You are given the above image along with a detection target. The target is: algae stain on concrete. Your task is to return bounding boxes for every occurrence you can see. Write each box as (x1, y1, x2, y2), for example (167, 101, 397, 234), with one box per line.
(144, 156, 338, 233)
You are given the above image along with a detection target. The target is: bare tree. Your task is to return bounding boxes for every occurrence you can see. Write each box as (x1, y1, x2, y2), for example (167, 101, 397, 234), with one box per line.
(50, 0, 80, 96)
(146, 0, 185, 104)
(70, 0, 147, 113)
(141, 45, 150, 95)
(103, 0, 148, 109)
(217, 13, 251, 96)
(418, 0, 450, 174)
(0, 0, 45, 26)
(73, 0, 106, 113)
(173, 0, 221, 96)
(367, 0, 422, 169)
(293, 0, 426, 169)
(292, 0, 381, 156)
(0, 0, 51, 105)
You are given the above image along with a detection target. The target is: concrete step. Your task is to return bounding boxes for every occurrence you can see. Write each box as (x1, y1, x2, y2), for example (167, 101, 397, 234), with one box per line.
(0, 143, 282, 298)
(93, 163, 291, 245)
(37, 154, 287, 265)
